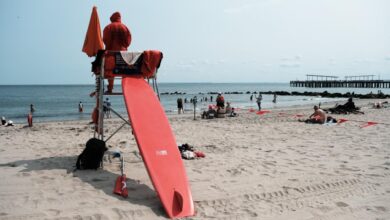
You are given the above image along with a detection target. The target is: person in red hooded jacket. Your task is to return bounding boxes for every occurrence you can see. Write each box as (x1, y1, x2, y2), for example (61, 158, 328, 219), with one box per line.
(103, 12, 132, 93)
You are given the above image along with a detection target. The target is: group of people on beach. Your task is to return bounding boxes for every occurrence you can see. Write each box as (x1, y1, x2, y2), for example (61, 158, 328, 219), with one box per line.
(1, 103, 36, 127)
(201, 93, 238, 119)
(177, 95, 220, 114)
(299, 97, 363, 124)
(1, 116, 13, 126)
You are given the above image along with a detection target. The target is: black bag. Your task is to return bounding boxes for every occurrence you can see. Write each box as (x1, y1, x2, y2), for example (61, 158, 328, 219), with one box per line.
(76, 138, 108, 170)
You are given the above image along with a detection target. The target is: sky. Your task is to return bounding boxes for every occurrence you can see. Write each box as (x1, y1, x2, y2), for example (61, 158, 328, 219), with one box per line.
(0, 0, 389, 84)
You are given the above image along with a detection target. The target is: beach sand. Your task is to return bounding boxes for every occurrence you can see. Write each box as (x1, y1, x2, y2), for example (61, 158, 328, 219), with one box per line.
(0, 99, 389, 220)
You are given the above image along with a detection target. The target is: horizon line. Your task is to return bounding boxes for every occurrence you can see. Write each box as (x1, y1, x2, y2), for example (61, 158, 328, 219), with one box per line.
(0, 81, 291, 86)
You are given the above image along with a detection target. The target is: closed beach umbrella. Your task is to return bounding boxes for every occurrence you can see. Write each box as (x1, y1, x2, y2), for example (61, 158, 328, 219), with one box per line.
(82, 6, 104, 57)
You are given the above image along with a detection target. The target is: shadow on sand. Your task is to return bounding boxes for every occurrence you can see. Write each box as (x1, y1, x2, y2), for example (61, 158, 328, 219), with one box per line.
(0, 155, 166, 218)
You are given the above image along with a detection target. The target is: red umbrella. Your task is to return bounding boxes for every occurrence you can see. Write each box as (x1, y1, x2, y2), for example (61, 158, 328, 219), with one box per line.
(82, 6, 104, 57)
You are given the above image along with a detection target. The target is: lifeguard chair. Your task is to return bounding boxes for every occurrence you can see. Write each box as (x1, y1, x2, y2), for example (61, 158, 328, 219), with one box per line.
(91, 50, 163, 140)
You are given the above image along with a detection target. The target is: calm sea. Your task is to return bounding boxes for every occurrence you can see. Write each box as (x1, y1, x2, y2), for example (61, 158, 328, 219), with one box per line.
(0, 83, 388, 123)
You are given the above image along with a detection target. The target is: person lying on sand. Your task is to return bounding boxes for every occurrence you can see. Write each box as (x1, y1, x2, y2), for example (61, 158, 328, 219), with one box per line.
(299, 105, 326, 124)
(373, 101, 389, 109)
(229, 107, 238, 117)
(324, 97, 364, 114)
(202, 105, 217, 119)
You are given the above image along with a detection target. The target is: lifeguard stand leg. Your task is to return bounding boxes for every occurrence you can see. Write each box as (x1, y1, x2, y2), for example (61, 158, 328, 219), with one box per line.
(97, 57, 105, 141)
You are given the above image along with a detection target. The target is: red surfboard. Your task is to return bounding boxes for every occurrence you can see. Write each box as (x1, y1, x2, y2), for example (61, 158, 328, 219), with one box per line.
(122, 76, 194, 218)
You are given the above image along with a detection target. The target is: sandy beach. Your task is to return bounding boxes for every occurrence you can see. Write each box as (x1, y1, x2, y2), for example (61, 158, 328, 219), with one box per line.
(1, 98, 389, 220)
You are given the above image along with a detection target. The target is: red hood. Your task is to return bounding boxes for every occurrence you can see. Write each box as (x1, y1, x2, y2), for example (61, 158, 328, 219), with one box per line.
(110, 12, 121, 22)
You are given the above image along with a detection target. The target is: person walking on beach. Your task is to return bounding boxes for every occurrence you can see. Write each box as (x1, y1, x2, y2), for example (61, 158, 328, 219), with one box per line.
(78, 101, 84, 113)
(103, 11, 132, 93)
(216, 93, 225, 108)
(250, 94, 253, 101)
(28, 104, 34, 127)
(256, 93, 262, 110)
(177, 98, 184, 114)
(103, 98, 112, 118)
(27, 112, 33, 127)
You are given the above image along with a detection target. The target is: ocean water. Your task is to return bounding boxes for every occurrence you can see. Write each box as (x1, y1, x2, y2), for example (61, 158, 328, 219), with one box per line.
(0, 83, 388, 123)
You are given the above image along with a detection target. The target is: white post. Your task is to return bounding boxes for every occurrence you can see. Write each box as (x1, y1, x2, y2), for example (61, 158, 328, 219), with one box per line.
(98, 57, 105, 141)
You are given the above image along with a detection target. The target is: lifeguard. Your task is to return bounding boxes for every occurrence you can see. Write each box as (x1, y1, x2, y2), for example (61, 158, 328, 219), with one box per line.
(103, 12, 132, 93)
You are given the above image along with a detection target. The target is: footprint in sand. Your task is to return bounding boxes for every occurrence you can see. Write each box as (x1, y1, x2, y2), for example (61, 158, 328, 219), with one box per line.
(375, 206, 387, 212)
(46, 209, 61, 216)
(192, 169, 202, 174)
(335, 201, 349, 207)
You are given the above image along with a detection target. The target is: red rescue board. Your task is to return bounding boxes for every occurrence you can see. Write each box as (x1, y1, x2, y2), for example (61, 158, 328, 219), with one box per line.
(122, 76, 194, 218)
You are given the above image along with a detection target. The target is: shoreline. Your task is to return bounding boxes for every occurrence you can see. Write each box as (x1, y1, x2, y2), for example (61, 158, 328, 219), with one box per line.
(5, 98, 386, 126)
(162, 90, 390, 98)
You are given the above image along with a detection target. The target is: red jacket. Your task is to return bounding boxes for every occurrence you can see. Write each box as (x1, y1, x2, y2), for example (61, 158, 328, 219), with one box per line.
(103, 12, 131, 51)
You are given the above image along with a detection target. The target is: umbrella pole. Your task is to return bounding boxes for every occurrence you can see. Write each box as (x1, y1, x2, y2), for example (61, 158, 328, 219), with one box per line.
(98, 57, 105, 141)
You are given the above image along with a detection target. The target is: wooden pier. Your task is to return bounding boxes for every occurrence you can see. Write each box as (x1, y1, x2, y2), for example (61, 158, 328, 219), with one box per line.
(290, 75, 390, 88)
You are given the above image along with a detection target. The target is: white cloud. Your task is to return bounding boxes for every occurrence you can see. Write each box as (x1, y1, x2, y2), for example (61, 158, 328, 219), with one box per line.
(328, 58, 336, 65)
(280, 63, 300, 68)
(175, 63, 195, 70)
(279, 56, 301, 68)
(353, 59, 372, 64)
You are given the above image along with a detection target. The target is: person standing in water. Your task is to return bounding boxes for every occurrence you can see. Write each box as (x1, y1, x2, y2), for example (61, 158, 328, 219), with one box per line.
(256, 93, 262, 110)
(177, 98, 184, 114)
(273, 93, 277, 103)
(30, 104, 35, 114)
(78, 101, 84, 113)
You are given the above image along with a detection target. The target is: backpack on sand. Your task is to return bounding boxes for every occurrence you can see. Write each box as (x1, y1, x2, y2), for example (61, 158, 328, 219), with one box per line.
(76, 138, 108, 170)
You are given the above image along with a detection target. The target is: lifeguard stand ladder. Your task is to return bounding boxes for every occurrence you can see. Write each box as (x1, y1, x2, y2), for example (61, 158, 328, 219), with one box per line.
(93, 53, 161, 143)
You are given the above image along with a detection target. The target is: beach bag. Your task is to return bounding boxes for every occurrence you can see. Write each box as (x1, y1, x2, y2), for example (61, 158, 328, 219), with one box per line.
(76, 138, 108, 169)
